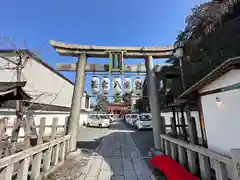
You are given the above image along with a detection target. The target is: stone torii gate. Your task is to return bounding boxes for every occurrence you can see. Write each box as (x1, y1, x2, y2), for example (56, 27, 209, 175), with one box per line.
(50, 40, 174, 152)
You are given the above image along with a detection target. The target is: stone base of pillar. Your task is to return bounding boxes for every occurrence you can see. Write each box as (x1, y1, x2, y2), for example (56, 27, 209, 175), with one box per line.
(148, 148, 164, 159)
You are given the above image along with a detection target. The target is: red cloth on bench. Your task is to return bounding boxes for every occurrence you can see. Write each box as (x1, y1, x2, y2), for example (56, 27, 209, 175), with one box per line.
(150, 155, 199, 180)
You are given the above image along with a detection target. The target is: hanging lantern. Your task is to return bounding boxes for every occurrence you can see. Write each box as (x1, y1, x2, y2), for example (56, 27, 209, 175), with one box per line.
(101, 77, 110, 94)
(134, 78, 143, 96)
(123, 77, 131, 93)
(91, 76, 100, 94)
(112, 77, 122, 95)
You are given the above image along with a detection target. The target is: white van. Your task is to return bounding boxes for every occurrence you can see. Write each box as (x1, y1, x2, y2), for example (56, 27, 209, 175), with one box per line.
(136, 113, 152, 130)
(124, 114, 131, 124)
(128, 114, 140, 126)
(86, 114, 110, 128)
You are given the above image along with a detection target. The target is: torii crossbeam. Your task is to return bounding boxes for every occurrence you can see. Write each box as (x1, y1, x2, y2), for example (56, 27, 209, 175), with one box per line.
(50, 40, 174, 152)
(50, 40, 174, 58)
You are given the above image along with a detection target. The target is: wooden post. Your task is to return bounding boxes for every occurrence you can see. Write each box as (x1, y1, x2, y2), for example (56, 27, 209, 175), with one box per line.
(176, 111, 180, 134)
(23, 116, 31, 149)
(160, 117, 166, 152)
(230, 149, 240, 180)
(17, 116, 31, 180)
(51, 118, 58, 140)
(51, 118, 59, 166)
(171, 107, 177, 136)
(43, 117, 58, 172)
(31, 118, 45, 180)
(0, 164, 14, 180)
(185, 109, 199, 175)
(180, 108, 187, 140)
(214, 160, 228, 180)
(164, 140, 171, 156)
(187, 149, 198, 175)
(0, 118, 7, 141)
(17, 157, 31, 180)
(199, 154, 211, 180)
(170, 142, 177, 160)
(178, 145, 187, 167)
(198, 98, 208, 147)
(26, 114, 37, 146)
(59, 141, 66, 162)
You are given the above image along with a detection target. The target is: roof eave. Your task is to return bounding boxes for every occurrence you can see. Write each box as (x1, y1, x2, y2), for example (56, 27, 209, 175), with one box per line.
(180, 56, 240, 98)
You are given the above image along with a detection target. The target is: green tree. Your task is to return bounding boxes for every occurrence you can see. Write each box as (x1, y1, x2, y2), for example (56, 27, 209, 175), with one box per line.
(114, 93, 122, 103)
(167, 1, 240, 92)
(122, 91, 133, 104)
(95, 95, 109, 112)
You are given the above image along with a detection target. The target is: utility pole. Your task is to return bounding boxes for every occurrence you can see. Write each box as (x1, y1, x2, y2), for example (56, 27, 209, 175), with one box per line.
(11, 51, 23, 145)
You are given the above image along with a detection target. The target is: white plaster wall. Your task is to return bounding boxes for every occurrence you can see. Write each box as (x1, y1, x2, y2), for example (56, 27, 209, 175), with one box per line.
(200, 69, 240, 93)
(201, 90, 239, 178)
(201, 89, 240, 156)
(0, 109, 89, 141)
(199, 70, 240, 179)
(0, 110, 69, 139)
(0, 55, 88, 108)
(199, 69, 240, 156)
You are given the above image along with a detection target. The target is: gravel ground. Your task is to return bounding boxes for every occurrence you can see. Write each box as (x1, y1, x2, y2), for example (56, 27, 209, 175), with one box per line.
(44, 150, 91, 180)
(44, 126, 111, 180)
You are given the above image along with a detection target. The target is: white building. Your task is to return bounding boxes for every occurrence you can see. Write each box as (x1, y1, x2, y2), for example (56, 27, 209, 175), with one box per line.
(180, 58, 240, 178)
(181, 58, 240, 156)
(0, 49, 90, 138)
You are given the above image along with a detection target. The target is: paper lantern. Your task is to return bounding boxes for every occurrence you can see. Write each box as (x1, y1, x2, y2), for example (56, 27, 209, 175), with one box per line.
(112, 77, 122, 95)
(123, 77, 131, 93)
(134, 78, 143, 95)
(91, 76, 100, 94)
(101, 77, 110, 94)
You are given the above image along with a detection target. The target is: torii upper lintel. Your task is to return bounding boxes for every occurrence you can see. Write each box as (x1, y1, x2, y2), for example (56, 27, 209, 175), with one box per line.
(50, 40, 174, 59)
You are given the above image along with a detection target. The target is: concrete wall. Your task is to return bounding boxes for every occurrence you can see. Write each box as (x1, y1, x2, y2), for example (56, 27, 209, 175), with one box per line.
(0, 54, 87, 108)
(199, 69, 240, 156)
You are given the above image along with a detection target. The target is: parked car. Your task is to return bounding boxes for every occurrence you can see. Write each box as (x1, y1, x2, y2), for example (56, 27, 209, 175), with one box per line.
(136, 113, 152, 130)
(128, 114, 140, 127)
(124, 114, 131, 124)
(107, 114, 114, 123)
(86, 114, 110, 128)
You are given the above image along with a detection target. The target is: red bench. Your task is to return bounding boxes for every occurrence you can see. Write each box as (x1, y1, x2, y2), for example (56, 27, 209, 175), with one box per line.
(150, 155, 199, 180)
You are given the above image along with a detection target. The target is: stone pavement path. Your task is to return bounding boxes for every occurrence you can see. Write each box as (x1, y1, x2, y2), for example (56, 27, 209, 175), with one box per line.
(79, 121, 157, 180)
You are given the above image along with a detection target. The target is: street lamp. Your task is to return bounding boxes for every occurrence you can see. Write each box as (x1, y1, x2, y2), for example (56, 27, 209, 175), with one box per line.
(173, 41, 185, 90)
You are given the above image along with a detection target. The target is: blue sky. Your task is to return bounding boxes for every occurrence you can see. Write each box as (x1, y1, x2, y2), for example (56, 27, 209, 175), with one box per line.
(0, 0, 207, 103)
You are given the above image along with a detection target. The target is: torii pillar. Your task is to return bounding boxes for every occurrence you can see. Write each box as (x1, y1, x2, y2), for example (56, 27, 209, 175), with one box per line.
(50, 40, 174, 151)
(68, 54, 87, 151)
